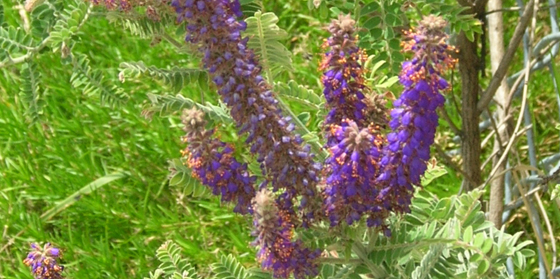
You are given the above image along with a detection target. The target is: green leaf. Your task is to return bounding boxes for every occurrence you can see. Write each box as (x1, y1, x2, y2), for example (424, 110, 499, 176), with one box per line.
(30, 2, 61, 39)
(476, 259, 490, 275)
(411, 244, 444, 279)
(144, 94, 232, 125)
(0, 3, 4, 27)
(362, 17, 382, 30)
(321, 264, 334, 279)
(70, 53, 128, 106)
(275, 80, 323, 110)
(481, 238, 493, 254)
(106, 10, 175, 39)
(156, 240, 198, 277)
(421, 164, 447, 186)
(168, 159, 211, 199)
(119, 61, 208, 93)
(20, 62, 45, 124)
(359, 2, 380, 18)
(212, 254, 247, 279)
(0, 26, 35, 61)
(329, 265, 355, 279)
(375, 76, 399, 89)
(247, 268, 273, 279)
(245, 11, 293, 79)
(370, 28, 383, 40)
(463, 226, 473, 243)
(470, 253, 482, 263)
(48, 2, 89, 49)
(384, 13, 400, 26)
(297, 112, 311, 124)
(40, 172, 128, 220)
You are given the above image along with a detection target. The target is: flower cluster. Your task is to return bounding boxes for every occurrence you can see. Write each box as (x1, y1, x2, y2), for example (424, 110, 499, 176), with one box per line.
(319, 15, 387, 137)
(23, 243, 64, 279)
(181, 108, 256, 214)
(376, 15, 456, 214)
(172, 0, 322, 226)
(320, 15, 389, 228)
(324, 119, 387, 227)
(252, 189, 320, 279)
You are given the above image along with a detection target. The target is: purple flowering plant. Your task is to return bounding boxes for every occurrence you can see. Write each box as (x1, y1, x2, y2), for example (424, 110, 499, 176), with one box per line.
(7, 0, 539, 278)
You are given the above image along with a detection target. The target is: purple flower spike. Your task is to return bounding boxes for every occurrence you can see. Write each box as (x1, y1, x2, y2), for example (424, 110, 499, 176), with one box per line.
(23, 242, 64, 279)
(172, 0, 322, 226)
(181, 108, 256, 215)
(252, 189, 320, 279)
(319, 14, 390, 229)
(323, 119, 388, 227)
(376, 15, 456, 216)
(319, 14, 388, 143)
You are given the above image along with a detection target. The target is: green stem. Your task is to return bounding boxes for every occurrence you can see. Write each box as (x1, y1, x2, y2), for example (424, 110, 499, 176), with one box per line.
(161, 33, 184, 49)
(276, 98, 328, 161)
(318, 257, 362, 264)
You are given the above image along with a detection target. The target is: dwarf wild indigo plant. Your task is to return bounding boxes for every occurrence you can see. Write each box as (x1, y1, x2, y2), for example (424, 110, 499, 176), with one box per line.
(23, 243, 64, 279)
(376, 15, 456, 215)
(181, 108, 256, 214)
(172, 0, 322, 226)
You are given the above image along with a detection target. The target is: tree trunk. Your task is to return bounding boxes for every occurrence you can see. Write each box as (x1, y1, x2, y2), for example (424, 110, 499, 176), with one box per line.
(456, 0, 487, 192)
(487, 0, 511, 228)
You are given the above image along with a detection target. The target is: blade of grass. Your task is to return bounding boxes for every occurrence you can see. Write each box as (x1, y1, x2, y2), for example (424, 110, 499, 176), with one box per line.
(40, 171, 128, 221)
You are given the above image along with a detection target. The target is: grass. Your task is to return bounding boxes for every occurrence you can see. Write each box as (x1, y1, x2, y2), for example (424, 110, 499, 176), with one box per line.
(0, 3, 254, 278)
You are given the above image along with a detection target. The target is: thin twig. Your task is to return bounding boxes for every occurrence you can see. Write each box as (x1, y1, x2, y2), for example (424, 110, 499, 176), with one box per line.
(504, 43, 556, 113)
(515, 172, 554, 279)
(161, 33, 185, 49)
(434, 144, 477, 186)
(535, 193, 557, 269)
(0, 37, 50, 68)
(479, 0, 535, 192)
(503, 184, 543, 211)
(318, 257, 362, 264)
(486, 108, 505, 153)
(438, 107, 462, 136)
(485, 2, 560, 15)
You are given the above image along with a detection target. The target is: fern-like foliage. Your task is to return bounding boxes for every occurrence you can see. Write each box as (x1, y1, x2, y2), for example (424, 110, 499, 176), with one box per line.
(20, 62, 44, 124)
(168, 159, 211, 199)
(144, 93, 232, 125)
(244, 11, 293, 79)
(144, 240, 198, 279)
(316, 190, 533, 279)
(246, 268, 274, 279)
(70, 53, 128, 106)
(212, 255, 248, 279)
(45, 1, 91, 50)
(0, 26, 35, 61)
(105, 10, 176, 39)
(145, 242, 265, 279)
(274, 81, 323, 111)
(29, 1, 62, 39)
(119, 61, 208, 93)
(319, 264, 356, 279)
